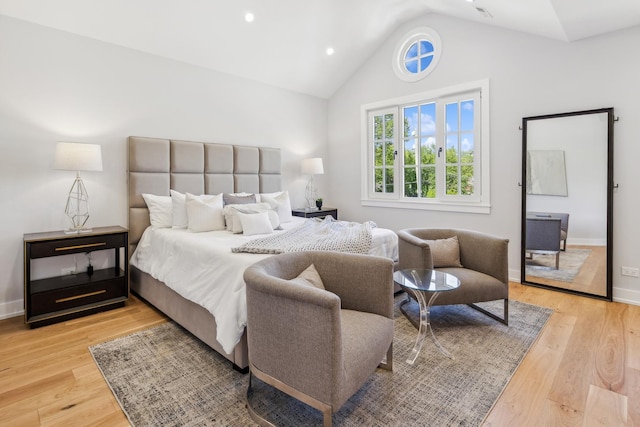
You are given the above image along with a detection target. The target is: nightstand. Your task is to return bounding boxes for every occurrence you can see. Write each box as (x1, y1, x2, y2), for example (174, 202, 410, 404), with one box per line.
(292, 207, 338, 220)
(23, 226, 129, 328)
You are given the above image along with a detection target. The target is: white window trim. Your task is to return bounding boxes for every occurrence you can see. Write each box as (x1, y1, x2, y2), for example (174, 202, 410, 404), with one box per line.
(360, 79, 491, 214)
(393, 27, 442, 82)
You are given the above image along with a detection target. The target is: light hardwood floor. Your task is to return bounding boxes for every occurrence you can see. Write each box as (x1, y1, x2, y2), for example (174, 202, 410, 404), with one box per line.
(1, 285, 638, 426)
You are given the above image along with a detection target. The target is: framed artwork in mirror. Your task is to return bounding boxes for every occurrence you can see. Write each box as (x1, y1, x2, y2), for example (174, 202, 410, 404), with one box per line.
(526, 150, 568, 196)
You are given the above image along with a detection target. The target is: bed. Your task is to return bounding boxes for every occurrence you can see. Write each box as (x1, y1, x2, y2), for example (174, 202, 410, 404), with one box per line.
(128, 136, 398, 371)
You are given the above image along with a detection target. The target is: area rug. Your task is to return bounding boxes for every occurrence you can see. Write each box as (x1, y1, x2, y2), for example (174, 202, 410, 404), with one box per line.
(525, 248, 591, 282)
(90, 297, 552, 426)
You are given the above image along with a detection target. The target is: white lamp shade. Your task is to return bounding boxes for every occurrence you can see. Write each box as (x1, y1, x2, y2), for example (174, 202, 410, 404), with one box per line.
(54, 142, 103, 172)
(301, 157, 324, 175)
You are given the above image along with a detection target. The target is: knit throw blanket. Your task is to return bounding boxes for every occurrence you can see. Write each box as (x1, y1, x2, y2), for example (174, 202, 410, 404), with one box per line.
(231, 217, 375, 255)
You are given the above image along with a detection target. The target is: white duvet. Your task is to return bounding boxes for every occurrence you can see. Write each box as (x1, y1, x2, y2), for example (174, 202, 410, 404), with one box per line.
(130, 217, 398, 354)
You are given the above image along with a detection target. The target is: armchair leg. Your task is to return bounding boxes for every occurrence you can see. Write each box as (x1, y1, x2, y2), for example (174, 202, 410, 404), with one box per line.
(246, 363, 333, 427)
(378, 343, 393, 371)
(468, 299, 509, 326)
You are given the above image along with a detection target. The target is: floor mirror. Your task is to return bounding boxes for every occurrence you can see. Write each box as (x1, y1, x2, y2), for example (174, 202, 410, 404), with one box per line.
(521, 107, 614, 300)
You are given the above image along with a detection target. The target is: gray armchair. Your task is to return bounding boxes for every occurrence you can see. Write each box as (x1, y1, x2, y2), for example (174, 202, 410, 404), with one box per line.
(397, 228, 509, 325)
(243, 251, 394, 427)
(525, 216, 562, 269)
(527, 212, 569, 251)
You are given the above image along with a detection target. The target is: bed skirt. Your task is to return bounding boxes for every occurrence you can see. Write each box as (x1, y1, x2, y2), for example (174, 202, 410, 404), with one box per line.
(130, 266, 249, 371)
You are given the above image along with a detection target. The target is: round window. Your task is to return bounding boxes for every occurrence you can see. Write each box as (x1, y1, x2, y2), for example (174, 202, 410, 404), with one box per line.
(393, 27, 441, 82)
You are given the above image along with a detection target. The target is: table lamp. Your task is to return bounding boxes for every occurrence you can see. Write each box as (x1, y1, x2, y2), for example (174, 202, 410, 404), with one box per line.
(54, 142, 103, 233)
(301, 157, 324, 209)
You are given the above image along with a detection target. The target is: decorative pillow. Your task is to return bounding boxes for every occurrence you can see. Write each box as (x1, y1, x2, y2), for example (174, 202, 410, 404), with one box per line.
(185, 193, 224, 232)
(223, 193, 256, 206)
(224, 203, 279, 233)
(237, 211, 273, 236)
(260, 191, 293, 223)
(170, 190, 188, 229)
(289, 264, 325, 290)
(142, 194, 172, 228)
(426, 236, 463, 268)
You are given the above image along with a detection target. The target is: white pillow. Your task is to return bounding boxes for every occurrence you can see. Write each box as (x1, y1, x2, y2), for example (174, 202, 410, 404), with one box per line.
(237, 211, 274, 236)
(226, 205, 280, 233)
(260, 191, 293, 223)
(185, 193, 224, 232)
(170, 190, 188, 229)
(223, 202, 276, 233)
(142, 194, 172, 228)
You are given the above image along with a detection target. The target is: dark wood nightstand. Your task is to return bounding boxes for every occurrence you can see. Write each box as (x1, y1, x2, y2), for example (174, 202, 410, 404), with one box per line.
(23, 226, 129, 328)
(292, 207, 338, 220)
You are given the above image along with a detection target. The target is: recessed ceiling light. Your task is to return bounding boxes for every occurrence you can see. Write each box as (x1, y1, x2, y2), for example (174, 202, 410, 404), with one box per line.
(326, 47, 335, 56)
(245, 12, 255, 23)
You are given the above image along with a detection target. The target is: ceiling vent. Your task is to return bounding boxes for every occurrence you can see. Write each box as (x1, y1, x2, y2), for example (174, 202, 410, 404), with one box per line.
(475, 7, 493, 18)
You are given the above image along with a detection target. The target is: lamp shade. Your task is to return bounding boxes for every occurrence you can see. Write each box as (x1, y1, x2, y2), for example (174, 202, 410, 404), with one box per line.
(301, 157, 324, 175)
(54, 142, 103, 172)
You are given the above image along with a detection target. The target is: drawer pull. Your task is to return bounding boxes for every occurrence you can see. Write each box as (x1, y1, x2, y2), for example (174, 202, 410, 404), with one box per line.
(56, 290, 106, 303)
(55, 242, 106, 252)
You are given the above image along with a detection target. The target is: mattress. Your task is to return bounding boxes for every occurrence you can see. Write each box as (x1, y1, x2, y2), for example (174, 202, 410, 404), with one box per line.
(130, 217, 398, 353)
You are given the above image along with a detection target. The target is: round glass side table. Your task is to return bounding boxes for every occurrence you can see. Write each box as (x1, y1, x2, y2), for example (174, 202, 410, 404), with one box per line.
(394, 269, 460, 364)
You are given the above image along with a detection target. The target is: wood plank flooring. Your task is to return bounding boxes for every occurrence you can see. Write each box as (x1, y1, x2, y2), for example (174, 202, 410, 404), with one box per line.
(1, 286, 638, 426)
(524, 245, 608, 297)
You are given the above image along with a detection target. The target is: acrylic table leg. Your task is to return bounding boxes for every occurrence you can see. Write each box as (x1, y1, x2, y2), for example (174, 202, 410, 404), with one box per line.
(404, 289, 453, 365)
(426, 291, 453, 359)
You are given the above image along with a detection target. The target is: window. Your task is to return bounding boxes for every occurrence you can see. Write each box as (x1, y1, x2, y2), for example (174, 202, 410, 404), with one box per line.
(393, 27, 441, 82)
(361, 80, 491, 214)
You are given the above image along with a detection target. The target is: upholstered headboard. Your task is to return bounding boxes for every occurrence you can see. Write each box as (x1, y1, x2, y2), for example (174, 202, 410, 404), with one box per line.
(128, 136, 282, 255)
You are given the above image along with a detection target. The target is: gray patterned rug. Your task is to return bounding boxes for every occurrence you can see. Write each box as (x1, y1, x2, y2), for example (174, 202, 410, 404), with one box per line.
(525, 248, 591, 282)
(90, 297, 552, 426)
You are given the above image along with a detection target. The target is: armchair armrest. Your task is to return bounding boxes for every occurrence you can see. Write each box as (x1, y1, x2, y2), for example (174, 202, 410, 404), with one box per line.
(397, 230, 435, 271)
(454, 229, 509, 284)
(315, 253, 394, 319)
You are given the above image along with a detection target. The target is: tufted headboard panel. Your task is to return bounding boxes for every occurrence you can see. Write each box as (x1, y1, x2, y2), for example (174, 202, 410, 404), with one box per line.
(128, 136, 282, 255)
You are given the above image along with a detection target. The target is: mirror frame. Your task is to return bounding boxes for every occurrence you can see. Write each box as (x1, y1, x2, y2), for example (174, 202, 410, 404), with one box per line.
(521, 107, 614, 301)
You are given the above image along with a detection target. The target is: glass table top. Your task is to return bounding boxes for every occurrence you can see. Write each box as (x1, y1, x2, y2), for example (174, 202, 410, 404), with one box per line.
(393, 269, 460, 293)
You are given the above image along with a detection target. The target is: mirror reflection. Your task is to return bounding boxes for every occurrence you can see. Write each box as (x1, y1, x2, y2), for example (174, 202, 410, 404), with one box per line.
(521, 108, 613, 300)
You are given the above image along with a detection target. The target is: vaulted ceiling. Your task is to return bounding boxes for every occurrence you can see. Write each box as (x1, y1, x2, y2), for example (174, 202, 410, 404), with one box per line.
(1, 0, 639, 98)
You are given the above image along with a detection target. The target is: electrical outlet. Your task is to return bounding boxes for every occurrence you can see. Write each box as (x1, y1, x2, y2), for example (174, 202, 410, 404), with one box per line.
(61, 267, 76, 275)
(621, 266, 640, 278)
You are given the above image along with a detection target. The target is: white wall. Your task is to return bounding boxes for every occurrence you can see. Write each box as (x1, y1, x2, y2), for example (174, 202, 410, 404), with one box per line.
(0, 16, 328, 318)
(327, 14, 640, 305)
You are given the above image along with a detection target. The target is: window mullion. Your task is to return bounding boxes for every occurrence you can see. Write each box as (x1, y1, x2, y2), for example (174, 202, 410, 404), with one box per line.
(435, 101, 445, 199)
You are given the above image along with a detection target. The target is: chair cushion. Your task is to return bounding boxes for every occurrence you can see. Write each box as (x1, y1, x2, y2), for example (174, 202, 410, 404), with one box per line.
(429, 267, 507, 306)
(426, 236, 463, 267)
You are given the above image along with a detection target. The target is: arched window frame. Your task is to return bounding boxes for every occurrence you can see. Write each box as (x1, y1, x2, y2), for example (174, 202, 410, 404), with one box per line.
(392, 27, 442, 82)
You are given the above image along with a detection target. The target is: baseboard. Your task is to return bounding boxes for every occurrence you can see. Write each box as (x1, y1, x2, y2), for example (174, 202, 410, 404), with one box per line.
(509, 269, 521, 283)
(0, 299, 24, 320)
(613, 287, 640, 307)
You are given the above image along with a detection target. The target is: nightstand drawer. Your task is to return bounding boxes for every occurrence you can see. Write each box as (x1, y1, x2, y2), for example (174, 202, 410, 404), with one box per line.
(30, 277, 127, 316)
(29, 233, 126, 258)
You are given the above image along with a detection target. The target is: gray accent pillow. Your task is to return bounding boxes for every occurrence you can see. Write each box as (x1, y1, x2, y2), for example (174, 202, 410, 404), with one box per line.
(289, 264, 325, 290)
(426, 236, 463, 268)
(223, 193, 257, 205)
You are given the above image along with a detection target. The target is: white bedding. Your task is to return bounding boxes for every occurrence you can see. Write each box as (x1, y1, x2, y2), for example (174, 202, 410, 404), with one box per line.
(130, 217, 398, 354)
